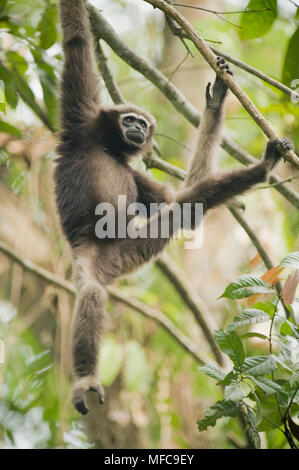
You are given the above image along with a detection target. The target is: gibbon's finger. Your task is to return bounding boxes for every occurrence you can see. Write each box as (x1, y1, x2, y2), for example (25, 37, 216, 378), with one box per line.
(219, 63, 229, 70)
(216, 56, 225, 66)
(205, 82, 212, 106)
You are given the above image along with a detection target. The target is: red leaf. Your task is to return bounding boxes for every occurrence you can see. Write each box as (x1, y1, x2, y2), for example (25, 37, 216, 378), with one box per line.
(282, 269, 299, 305)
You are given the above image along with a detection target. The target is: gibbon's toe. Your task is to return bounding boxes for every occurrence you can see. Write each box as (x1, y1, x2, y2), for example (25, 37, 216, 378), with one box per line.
(90, 382, 105, 405)
(72, 376, 104, 414)
(74, 397, 89, 415)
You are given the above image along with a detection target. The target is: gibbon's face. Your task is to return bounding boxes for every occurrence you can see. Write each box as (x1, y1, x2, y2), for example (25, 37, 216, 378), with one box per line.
(119, 112, 150, 147)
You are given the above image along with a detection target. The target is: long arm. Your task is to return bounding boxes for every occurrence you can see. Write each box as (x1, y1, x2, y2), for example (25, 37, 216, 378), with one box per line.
(59, 0, 101, 132)
(185, 57, 232, 186)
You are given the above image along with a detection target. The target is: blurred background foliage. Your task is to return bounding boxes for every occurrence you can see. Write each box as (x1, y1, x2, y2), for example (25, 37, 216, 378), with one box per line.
(0, 0, 298, 449)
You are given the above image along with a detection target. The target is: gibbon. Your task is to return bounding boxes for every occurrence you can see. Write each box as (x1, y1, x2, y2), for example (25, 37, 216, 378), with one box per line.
(55, 0, 292, 414)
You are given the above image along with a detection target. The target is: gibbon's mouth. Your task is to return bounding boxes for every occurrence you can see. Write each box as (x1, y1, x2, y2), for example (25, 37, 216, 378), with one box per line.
(125, 130, 145, 144)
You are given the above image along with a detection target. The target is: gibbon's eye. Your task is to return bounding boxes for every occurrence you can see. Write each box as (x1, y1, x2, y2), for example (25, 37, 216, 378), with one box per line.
(123, 116, 135, 126)
(139, 119, 147, 131)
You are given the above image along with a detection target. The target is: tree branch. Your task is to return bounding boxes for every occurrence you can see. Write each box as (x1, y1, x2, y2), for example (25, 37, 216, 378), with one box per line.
(210, 47, 299, 101)
(228, 205, 290, 318)
(143, 0, 299, 170)
(0, 239, 209, 365)
(156, 255, 223, 365)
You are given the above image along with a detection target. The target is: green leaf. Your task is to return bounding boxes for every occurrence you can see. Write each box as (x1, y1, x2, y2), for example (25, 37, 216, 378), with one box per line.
(219, 275, 274, 300)
(224, 382, 247, 402)
(217, 371, 238, 386)
(197, 400, 239, 431)
(99, 335, 123, 386)
(0, 120, 22, 138)
(0, 63, 18, 108)
(252, 301, 277, 317)
(240, 332, 268, 340)
(38, 4, 57, 49)
(214, 330, 245, 367)
(282, 28, 299, 89)
(31, 49, 58, 129)
(0, 80, 5, 112)
(249, 375, 285, 396)
(6, 50, 28, 76)
(280, 251, 299, 269)
(280, 321, 293, 336)
(227, 308, 271, 331)
(199, 364, 226, 382)
(239, 0, 277, 40)
(258, 397, 282, 431)
(246, 406, 261, 449)
(242, 355, 277, 376)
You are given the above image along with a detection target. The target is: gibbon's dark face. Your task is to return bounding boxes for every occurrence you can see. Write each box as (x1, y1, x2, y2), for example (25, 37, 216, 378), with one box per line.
(120, 112, 150, 147)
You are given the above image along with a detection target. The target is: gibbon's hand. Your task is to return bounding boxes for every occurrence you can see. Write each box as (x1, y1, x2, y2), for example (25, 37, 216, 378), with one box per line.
(263, 138, 293, 170)
(206, 57, 233, 109)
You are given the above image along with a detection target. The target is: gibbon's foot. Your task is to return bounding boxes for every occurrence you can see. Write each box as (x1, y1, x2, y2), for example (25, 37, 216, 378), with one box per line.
(206, 57, 233, 109)
(264, 138, 293, 170)
(72, 376, 105, 415)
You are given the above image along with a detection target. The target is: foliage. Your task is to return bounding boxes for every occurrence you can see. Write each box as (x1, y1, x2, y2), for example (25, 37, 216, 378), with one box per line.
(198, 252, 299, 449)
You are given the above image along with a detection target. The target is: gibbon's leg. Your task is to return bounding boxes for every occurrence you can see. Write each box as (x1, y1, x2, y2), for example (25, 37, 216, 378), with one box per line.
(119, 138, 291, 274)
(185, 57, 232, 186)
(71, 251, 107, 415)
(178, 138, 292, 212)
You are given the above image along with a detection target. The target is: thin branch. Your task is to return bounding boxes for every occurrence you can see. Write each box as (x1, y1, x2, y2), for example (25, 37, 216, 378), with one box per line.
(87, 5, 299, 209)
(166, 13, 299, 101)
(228, 205, 290, 318)
(156, 255, 223, 365)
(228, 206, 274, 271)
(257, 174, 299, 190)
(94, 40, 126, 104)
(155, 132, 193, 152)
(144, 153, 187, 180)
(0, 239, 209, 365)
(210, 47, 299, 101)
(173, 3, 271, 15)
(143, 0, 299, 170)
(108, 285, 210, 364)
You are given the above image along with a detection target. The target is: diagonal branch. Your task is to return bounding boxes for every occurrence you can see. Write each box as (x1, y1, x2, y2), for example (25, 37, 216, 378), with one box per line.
(143, 0, 299, 170)
(156, 255, 223, 364)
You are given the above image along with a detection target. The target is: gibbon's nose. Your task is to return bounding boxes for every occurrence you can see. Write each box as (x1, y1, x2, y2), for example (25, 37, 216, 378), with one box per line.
(135, 123, 142, 131)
